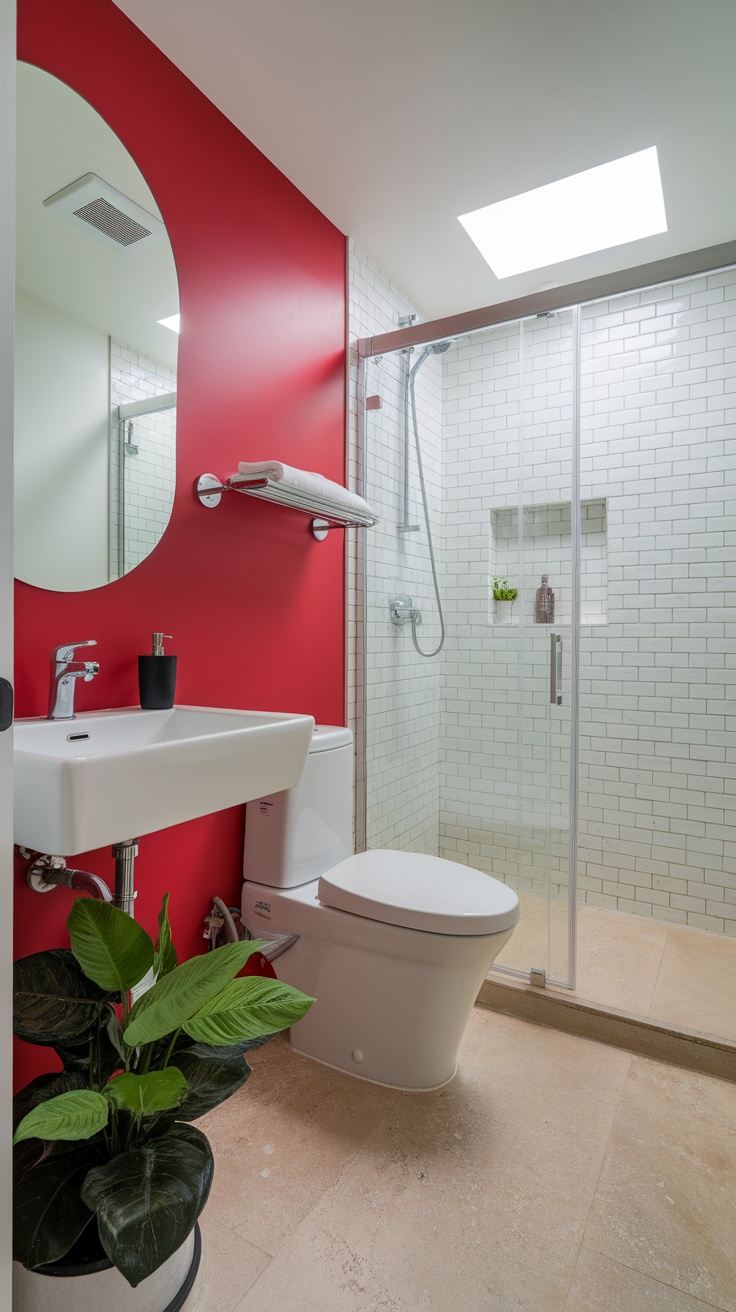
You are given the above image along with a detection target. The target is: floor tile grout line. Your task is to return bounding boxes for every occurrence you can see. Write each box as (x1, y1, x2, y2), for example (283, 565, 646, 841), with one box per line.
(243, 1086, 406, 1259)
(223, 1088, 411, 1312)
(574, 1049, 634, 1255)
(560, 1231, 591, 1312)
(579, 1243, 731, 1312)
(576, 904, 670, 1016)
(193, 1219, 275, 1312)
(220, 1226, 274, 1263)
(648, 922, 672, 1016)
(558, 1048, 634, 1311)
(641, 919, 670, 1015)
(573, 1051, 735, 1312)
(228, 1258, 274, 1312)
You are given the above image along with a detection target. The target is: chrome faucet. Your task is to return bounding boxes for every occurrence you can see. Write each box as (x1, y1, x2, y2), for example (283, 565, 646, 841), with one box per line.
(48, 641, 100, 720)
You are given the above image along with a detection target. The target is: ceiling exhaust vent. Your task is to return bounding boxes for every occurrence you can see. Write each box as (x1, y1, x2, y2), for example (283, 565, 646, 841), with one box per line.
(43, 172, 165, 253)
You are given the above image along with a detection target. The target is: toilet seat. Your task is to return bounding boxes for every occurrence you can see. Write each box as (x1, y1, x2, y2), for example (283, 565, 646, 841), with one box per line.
(318, 849, 519, 936)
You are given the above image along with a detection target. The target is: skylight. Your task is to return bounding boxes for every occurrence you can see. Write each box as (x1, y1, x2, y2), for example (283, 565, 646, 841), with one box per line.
(458, 147, 667, 279)
(158, 313, 180, 333)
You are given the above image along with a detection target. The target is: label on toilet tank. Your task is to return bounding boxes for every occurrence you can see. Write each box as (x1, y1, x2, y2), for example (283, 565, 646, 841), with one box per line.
(252, 898, 272, 923)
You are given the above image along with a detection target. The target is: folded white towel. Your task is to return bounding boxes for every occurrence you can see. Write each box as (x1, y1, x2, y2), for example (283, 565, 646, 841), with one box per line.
(235, 460, 286, 482)
(236, 460, 375, 519)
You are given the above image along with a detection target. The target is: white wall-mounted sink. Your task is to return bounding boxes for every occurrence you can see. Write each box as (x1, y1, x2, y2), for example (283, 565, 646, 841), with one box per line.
(14, 705, 315, 855)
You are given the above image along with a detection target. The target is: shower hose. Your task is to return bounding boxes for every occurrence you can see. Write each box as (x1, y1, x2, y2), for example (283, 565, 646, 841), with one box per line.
(408, 368, 446, 658)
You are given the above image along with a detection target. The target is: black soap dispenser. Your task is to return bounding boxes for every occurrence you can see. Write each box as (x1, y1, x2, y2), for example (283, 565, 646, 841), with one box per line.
(139, 632, 177, 709)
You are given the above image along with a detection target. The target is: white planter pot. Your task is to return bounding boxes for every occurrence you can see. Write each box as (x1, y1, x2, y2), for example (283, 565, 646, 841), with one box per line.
(495, 599, 515, 624)
(13, 1224, 199, 1312)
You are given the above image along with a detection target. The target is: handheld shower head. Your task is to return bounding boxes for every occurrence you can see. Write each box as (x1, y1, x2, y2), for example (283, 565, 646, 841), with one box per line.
(407, 337, 455, 380)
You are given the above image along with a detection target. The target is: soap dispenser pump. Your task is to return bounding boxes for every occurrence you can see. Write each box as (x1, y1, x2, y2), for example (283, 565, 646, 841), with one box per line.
(138, 632, 177, 710)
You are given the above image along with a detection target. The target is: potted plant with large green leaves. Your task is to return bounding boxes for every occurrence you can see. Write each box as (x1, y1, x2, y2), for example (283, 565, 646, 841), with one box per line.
(13, 894, 314, 1312)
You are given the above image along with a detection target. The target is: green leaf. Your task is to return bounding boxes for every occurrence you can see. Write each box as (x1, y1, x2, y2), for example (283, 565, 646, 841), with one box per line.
(153, 893, 178, 980)
(184, 976, 315, 1046)
(104, 1069, 188, 1116)
(14, 1073, 87, 1132)
(105, 1009, 127, 1065)
(14, 949, 112, 1046)
(170, 1044, 251, 1120)
(81, 1122, 214, 1287)
(124, 940, 269, 1048)
(67, 900, 154, 994)
(14, 1145, 102, 1269)
(13, 1090, 109, 1146)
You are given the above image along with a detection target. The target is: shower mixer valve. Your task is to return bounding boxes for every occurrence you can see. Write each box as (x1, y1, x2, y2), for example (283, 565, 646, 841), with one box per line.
(389, 596, 422, 627)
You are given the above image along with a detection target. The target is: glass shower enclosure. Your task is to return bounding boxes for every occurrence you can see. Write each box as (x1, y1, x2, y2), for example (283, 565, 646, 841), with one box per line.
(356, 251, 736, 1027)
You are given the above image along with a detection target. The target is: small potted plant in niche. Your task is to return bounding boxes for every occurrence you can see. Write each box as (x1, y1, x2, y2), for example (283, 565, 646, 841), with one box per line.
(492, 577, 519, 625)
(12, 895, 314, 1312)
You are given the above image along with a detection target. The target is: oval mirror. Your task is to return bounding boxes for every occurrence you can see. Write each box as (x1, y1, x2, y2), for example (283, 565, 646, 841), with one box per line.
(15, 63, 179, 592)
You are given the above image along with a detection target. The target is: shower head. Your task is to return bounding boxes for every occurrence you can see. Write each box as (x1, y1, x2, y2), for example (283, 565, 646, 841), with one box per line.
(407, 338, 455, 380)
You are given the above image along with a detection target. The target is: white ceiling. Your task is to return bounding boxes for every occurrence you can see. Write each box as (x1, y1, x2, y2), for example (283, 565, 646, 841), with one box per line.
(113, 0, 736, 320)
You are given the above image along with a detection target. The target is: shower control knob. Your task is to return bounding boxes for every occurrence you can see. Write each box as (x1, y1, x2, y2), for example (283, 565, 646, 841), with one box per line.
(389, 596, 421, 627)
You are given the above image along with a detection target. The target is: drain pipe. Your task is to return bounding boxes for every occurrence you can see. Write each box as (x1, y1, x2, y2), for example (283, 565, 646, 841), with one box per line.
(111, 840, 138, 917)
(23, 851, 114, 902)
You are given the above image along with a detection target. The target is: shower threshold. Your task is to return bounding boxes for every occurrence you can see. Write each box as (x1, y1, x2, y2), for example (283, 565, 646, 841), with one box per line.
(479, 903, 736, 1083)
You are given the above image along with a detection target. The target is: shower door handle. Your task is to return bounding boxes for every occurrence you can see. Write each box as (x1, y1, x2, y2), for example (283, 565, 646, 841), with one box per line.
(550, 633, 563, 706)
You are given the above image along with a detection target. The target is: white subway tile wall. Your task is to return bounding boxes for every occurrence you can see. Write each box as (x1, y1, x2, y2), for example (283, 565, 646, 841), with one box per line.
(350, 248, 736, 939)
(348, 241, 442, 855)
(109, 341, 176, 579)
(574, 272, 736, 935)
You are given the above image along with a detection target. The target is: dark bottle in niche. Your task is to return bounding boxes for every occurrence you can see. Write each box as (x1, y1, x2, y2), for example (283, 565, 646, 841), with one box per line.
(139, 632, 177, 709)
(535, 575, 555, 624)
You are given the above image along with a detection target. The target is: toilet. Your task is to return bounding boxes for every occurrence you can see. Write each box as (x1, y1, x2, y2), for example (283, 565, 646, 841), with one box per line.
(241, 726, 519, 1090)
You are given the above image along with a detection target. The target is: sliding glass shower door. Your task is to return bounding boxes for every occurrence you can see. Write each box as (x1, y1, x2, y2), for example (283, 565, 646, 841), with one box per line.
(489, 308, 579, 987)
(361, 307, 580, 989)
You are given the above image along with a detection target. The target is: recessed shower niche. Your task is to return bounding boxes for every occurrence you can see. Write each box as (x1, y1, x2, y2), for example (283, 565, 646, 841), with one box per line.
(489, 498, 607, 625)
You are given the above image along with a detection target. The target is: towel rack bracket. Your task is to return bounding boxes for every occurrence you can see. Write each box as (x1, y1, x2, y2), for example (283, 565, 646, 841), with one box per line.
(196, 472, 225, 508)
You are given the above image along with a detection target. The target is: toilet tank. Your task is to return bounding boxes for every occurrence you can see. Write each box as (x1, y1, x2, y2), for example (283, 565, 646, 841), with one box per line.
(243, 725, 353, 888)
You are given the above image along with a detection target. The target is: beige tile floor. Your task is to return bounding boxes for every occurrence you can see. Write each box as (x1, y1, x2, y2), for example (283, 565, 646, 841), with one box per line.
(189, 1009, 736, 1312)
(497, 895, 736, 1041)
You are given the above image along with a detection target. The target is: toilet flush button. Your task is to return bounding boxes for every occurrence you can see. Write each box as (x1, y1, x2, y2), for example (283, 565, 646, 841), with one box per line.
(352, 1049, 364, 1063)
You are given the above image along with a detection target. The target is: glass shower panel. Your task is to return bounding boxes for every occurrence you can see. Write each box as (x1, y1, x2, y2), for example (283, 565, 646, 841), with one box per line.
(362, 309, 579, 989)
(486, 309, 577, 986)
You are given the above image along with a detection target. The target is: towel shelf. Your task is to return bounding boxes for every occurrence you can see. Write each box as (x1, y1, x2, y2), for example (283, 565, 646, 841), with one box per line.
(196, 472, 378, 541)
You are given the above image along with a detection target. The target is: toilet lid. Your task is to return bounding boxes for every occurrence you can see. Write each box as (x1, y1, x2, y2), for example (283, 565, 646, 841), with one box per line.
(318, 850, 520, 936)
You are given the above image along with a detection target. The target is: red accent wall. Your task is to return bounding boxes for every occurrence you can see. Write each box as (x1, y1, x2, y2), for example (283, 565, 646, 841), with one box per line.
(14, 0, 347, 1088)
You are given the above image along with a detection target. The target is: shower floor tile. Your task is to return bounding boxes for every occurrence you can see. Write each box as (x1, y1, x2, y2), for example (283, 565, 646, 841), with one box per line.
(648, 924, 736, 1042)
(497, 893, 736, 1042)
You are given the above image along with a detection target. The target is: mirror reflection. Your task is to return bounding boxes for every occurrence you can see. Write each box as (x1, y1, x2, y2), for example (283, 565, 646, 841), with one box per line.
(15, 63, 179, 592)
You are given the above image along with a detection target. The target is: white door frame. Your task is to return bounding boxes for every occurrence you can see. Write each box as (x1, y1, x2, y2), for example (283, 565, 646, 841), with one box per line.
(1, 0, 15, 1298)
